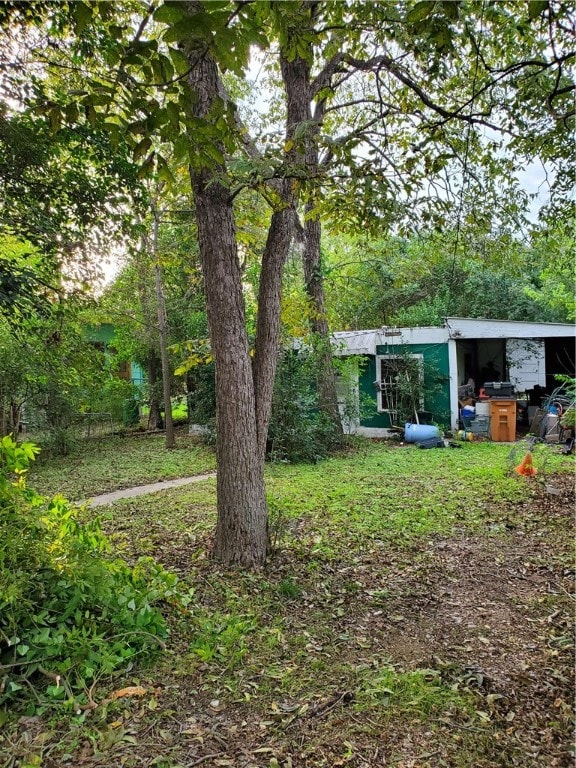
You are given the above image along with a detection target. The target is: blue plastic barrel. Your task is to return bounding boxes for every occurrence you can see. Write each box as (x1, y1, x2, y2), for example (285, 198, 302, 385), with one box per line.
(404, 422, 441, 443)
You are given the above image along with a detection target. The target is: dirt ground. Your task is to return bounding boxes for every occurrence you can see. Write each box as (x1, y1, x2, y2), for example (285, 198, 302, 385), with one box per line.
(5, 472, 575, 768)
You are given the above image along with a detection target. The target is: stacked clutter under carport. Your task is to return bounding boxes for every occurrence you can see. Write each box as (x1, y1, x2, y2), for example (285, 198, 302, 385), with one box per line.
(479, 382, 517, 442)
(528, 382, 575, 448)
(458, 381, 518, 442)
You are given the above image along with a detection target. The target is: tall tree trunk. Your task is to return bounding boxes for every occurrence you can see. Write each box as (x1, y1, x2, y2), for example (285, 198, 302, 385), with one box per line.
(252, 197, 296, 461)
(192, 173, 268, 565)
(186, 19, 268, 567)
(136, 239, 164, 430)
(153, 208, 175, 449)
(280, 34, 343, 435)
(302, 201, 343, 432)
(154, 263, 175, 447)
(251, 30, 321, 461)
(146, 354, 163, 430)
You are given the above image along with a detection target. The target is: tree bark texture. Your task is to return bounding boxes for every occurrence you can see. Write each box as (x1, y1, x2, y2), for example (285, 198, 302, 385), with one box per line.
(136, 241, 164, 430)
(280, 39, 343, 434)
(186, 18, 268, 567)
(303, 202, 343, 431)
(146, 354, 163, 430)
(152, 206, 175, 449)
(252, 198, 295, 460)
(154, 261, 176, 448)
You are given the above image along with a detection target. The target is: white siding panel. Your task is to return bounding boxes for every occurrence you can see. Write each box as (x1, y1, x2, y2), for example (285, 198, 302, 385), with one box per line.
(506, 338, 546, 390)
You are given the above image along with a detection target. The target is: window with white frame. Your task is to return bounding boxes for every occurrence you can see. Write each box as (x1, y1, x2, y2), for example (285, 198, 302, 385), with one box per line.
(376, 354, 424, 423)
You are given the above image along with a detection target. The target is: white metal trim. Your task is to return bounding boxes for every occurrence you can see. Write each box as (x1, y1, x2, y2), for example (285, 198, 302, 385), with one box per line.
(447, 339, 459, 432)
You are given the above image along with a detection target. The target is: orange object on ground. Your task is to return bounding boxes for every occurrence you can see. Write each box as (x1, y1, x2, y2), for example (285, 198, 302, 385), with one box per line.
(490, 398, 517, 442)
(514, 451, 537, 476)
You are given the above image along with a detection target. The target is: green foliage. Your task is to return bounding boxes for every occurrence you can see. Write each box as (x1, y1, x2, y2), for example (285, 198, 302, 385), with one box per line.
(555, 376, 576, 430)
(85, 376, 140, 424)
(185, 362, 216, 435)
(0, 435, 181, 712)
(323, 229, 567, 331)
(560, 407, 575, 430)
(0, 313, 111, 450)
(29, 432, 216, 500)
(275, 576, 302, 601)
(361, 666, 473, 717)
(0, 110, 142, 313)
(189, 612, 256, 670)
(0, 234, 53, 320)
(554, 375, 576, 400)
(525, 222, 576, 322)
(267, 349, 343, 463)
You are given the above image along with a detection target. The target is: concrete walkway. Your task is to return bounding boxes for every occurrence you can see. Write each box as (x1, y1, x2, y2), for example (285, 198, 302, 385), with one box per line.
(87, 472, 217, 507)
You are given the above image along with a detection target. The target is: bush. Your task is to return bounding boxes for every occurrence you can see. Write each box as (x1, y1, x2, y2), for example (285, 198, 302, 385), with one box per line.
(267, 350, 343, 463)
(87, 376, 140, 424)
(0, 435, 184, 713)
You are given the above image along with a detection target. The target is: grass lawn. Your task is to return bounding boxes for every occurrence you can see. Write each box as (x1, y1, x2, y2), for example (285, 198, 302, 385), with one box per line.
(28, 429, 216, 500)
(4, 439, 575, 768)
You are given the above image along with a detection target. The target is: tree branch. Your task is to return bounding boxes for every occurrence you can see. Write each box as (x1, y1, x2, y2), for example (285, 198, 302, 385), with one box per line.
(310, 51, 346, 98)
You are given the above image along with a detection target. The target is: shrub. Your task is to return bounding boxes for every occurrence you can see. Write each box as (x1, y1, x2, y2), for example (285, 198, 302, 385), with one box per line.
(267, 350, 343, 463)
(0, 435, 183, 713)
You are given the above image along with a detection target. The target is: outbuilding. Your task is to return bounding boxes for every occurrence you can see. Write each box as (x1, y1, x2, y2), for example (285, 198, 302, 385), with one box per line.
(332, 317, 575, 436)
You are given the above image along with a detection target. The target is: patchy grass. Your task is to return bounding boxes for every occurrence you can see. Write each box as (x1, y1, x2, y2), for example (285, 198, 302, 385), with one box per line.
(265, 441, 569, 556)
(3, 440, 574, 768)
(28, 431, 216, 499)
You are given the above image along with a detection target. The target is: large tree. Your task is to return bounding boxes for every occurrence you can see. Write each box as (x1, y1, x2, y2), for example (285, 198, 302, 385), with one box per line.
(1, 0, 572, 566)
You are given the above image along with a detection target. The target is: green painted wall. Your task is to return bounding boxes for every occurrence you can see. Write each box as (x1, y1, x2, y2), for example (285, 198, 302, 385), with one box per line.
(131, 362, 145, 386)
(357, 343, 451, 428)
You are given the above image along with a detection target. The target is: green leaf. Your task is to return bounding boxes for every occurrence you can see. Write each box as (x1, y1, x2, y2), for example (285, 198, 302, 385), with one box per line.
(49, 107, 61, 133)
(163, 16, 204, 44)
(64, 103, 79, 124)
(442, 1, 459, 20)
(159, 54, 175, 83)
(133, 137, 152, 162)
(169, 47, 191, 76)
(73, 2, 93, 35)
(150, 55, 164, 84)
(166, 101, 180, 130)
(205, 144, 225, 165)
(528, 0, 548, 18)
(102, 121, 121, 148)
(85, 103, 97, 128)
(153, 3, 187, 24)
(430, 28, 452, 50)
(406, 1, 437, 23)
(137, 152, 156, 179)
(157, 154, 176, 185)
(173, 134, 190, 162)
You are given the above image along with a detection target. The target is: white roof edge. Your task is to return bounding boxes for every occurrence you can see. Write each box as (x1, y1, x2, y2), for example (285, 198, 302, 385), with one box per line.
(444, 316, 575, 328)
(332, 317, 575, 355)
(444, 317, 575, 339)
